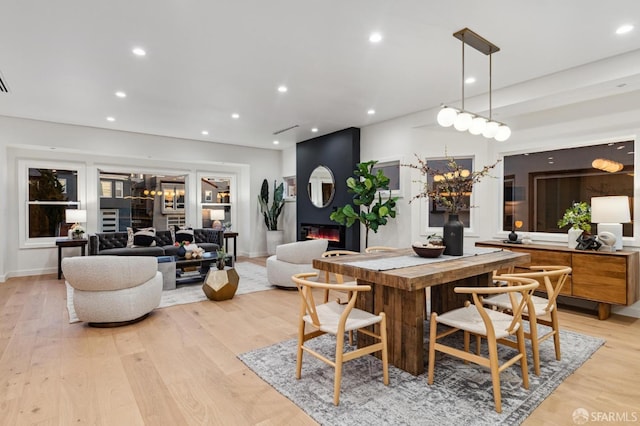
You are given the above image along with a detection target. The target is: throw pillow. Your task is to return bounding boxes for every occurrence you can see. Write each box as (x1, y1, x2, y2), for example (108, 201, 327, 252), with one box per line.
(175, 226, 194, 244)
(133, 227, 157, 247)
(126, 227, 135, 248)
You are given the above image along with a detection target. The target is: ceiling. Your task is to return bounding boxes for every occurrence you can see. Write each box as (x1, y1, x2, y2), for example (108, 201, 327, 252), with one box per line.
(1, 1, 640, 150)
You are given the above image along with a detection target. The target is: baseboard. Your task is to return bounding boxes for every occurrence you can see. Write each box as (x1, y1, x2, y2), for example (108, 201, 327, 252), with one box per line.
(5, 267, 57, 280)
(613, 304, 640, 319)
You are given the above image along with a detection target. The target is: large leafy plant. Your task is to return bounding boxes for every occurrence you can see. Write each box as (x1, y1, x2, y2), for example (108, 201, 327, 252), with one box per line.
(557, 201, 591, 232)
(258, 179, 285, 231)
(330, 160, 398, 248)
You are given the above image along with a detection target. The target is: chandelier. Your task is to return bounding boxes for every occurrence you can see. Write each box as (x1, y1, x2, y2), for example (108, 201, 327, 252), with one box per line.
(437, 28, 511, 142)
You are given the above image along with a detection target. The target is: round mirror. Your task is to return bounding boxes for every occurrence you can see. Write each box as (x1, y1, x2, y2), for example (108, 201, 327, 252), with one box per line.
(308, 165, 335, 208)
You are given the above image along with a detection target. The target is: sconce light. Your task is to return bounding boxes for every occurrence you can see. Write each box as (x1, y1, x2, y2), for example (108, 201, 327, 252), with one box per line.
(437, 28, 511, 141)
(591, 196, 631, 250)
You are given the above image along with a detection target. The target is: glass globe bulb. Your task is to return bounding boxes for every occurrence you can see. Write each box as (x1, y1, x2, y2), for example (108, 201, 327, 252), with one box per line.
(482, 121, 500, 138)
(494, 125, 512, 142)
(453, 112, 473, 131)
(469, 117, 487, 135)
(436, 107, 458, 127)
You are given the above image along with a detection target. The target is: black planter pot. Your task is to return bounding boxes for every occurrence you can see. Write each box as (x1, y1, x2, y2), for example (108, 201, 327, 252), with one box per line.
(443, 214, 464, 256)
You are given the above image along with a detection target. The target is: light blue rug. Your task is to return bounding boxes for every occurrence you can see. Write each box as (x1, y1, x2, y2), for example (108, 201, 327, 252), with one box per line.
(239, 324, 604, 425)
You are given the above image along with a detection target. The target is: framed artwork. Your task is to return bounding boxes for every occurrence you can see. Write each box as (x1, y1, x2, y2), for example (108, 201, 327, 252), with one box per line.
(204, 190, 213, 202)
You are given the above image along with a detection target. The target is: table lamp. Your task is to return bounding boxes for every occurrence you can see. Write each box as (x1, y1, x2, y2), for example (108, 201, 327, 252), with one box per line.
(65, 209, 87, 238)
(210, 209, 225, 230)
(590, 196, 630, 251)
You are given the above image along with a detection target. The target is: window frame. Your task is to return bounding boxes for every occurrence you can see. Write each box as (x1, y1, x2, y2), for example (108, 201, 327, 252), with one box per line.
(20, 159, 86, 249)
(198, 172, 236, 230)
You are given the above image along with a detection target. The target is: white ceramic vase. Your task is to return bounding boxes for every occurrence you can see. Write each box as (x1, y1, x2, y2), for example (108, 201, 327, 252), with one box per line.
(567, 228, 583, 249)
(266, 230, 284, 255)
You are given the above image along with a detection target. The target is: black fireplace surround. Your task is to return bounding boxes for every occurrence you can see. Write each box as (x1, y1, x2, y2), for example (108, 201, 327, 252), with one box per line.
(296, 127, 360, 252)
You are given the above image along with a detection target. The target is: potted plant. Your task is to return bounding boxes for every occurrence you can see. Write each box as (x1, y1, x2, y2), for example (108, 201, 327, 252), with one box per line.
(330, 160, 398, 249)
(258, 179, 285, 255)
(557, 201, 591, 248)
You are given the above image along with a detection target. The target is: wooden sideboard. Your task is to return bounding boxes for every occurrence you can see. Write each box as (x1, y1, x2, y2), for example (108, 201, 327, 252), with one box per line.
(476, 241, 639, 320)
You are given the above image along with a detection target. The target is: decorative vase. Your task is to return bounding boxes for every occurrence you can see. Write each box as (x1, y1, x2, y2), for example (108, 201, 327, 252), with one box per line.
(568, 228, 583, 249)
(176, 245, 187, 257)
(443, 214, 464, 256)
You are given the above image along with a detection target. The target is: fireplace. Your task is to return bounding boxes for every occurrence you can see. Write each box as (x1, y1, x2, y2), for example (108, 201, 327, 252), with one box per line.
(300, 223, 346, 249)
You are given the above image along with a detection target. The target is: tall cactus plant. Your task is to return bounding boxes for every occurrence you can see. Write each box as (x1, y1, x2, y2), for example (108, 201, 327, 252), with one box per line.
(258, 179, 285, 230)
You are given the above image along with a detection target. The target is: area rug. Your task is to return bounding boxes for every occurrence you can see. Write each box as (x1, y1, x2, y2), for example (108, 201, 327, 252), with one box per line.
(66, 262, 273, 323)
(238, 324, 604, 425)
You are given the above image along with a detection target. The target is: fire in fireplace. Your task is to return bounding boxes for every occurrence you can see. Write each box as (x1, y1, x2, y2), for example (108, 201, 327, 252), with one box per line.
(300, 223, 346, 249)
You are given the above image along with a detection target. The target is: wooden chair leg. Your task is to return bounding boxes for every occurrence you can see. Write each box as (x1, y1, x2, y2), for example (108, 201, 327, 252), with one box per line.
(333, 335, 345, 405)
(551, 309, 562, 361)
(463, 331, 470, 364)
(516, 326, 530, 390)
(296, 321, 305, 379)
(487, 337, 502, 413)
(476, 335, 482, 355)
(427, 312, 438, 385)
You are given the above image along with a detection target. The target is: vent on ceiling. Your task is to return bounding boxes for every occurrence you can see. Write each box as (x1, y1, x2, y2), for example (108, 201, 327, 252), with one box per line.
(273, 124, 299, 135)
(0, 70, 9, 93)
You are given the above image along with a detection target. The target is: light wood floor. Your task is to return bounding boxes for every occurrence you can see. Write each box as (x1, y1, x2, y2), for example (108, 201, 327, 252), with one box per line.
(1, 256, 638, 425)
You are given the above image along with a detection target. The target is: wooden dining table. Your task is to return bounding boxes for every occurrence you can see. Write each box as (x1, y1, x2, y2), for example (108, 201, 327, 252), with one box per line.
(312, 247, 530, 375)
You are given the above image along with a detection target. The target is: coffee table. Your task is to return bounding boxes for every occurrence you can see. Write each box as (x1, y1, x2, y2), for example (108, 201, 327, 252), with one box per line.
(158, 252, 233, 290)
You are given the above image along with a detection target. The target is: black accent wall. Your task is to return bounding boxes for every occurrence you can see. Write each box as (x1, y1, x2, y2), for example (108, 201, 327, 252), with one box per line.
(296, 127, 360, 252)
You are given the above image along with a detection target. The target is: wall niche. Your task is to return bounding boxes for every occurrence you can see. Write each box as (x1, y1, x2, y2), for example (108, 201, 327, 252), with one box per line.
(296, 127, 360, 252)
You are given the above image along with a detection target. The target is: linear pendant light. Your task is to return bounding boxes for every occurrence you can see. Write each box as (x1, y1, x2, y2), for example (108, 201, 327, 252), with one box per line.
(437, 28, 511, 142)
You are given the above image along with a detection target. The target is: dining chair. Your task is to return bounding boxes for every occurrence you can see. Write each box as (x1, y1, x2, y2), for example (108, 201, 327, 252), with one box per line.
(292, 272, 389, 405)
(427, 276, 539, 413)
(483, 265, 572, 375)
(364, 246, 398, 253)
(321, 250, 359, 344)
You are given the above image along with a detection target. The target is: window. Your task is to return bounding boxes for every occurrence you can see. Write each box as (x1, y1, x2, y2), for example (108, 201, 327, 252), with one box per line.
(502, 140, 634, 237)
(425, 157, 473, 229)
(201, 176, 233, 230)
(21, 161, 84, 246)
(371, 160, 400, 192)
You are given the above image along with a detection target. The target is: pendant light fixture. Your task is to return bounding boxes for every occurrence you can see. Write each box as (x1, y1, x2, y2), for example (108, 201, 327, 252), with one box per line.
(437, 28, 511, 142)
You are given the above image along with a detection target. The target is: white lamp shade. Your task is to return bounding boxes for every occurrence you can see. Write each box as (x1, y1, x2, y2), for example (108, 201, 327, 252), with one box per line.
(210, 209, 225, 220)
(591, 196, 631, 223)
(437, 107, 458, 127)
(494, 125, 511, 141)
(453, 112, 473, 131)
(468, 117, 487, 135)
(65, 209, 87, 224)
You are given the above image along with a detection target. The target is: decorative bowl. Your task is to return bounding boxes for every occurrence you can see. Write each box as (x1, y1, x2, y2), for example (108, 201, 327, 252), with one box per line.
(412, 244, 445, 258)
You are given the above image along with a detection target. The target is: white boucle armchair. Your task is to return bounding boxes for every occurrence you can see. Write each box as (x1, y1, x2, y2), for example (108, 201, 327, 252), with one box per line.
(62, 256, 163, 326)
(266, 239, 329, 288)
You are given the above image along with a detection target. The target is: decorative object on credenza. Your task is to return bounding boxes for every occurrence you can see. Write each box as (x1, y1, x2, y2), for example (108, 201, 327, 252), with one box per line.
(505, 220, 523, 244)
(330, 160, 398, 249)
(436, 28, 511, 141)
(404, 152, 500, 256)
(557, 201, 591, 249)
(575, 234, 602, 251)
(591, 195, 630, 251)
(65, 209, 87, 239)
(597, 231, 617, 252)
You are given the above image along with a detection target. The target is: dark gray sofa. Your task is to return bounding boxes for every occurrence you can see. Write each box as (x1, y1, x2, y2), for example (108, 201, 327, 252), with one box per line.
(89, 229, 223, 256)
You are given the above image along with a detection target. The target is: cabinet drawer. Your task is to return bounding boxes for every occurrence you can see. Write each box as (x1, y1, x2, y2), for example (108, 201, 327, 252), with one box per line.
(572, 254, 627, 304)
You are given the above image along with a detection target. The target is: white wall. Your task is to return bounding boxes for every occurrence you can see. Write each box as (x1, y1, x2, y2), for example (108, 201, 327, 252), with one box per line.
(0, 115, 282, 280)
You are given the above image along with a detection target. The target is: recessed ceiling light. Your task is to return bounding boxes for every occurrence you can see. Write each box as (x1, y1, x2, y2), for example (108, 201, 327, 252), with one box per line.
(367, 109, 376, 115)
(628, 151, 635, 155)
(311, 127, 318, 133)
(132, 47, 146, 56)
(616, 24, 634, 35)
(273, 140, 279, 145)
(115, 91, 127, 98)
(548, 161, 554, 164)
(465, 77, 476, 84)
(201, 130, 209, 135)
(231, 113, 240, 119)
(369, 32, 383, 43)
(617, 145, 625, 150)
(106, 116, 115, 122)
(277, 85, 288, 93)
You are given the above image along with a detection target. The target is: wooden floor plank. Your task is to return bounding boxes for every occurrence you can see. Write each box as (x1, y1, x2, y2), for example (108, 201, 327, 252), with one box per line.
(0, 257, 638, 425)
